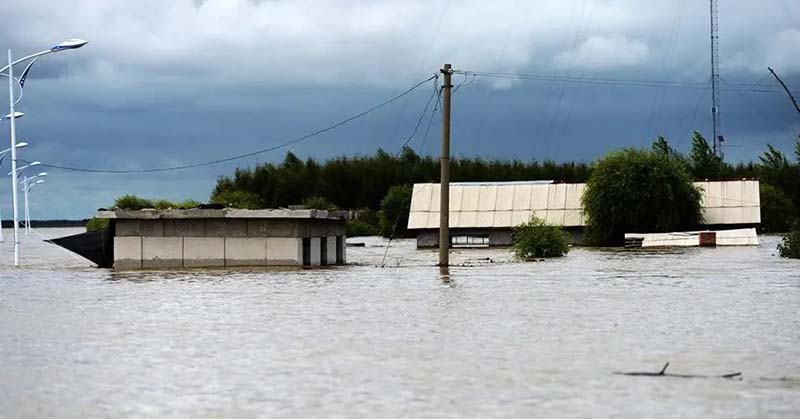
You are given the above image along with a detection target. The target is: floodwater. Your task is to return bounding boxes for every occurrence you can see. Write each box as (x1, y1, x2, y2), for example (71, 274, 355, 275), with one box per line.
(1, 228, 799, 418)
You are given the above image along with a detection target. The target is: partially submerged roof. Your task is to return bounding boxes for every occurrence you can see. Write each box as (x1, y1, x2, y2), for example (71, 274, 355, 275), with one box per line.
(408, 180, 760, 230)
(96, 208, 347, 220)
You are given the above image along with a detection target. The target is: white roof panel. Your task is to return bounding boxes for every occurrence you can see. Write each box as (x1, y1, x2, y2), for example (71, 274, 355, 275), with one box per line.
(496, 185, 515, 211)
(478, 185, 498, 211)
(408, 180, 761, 229)
(512, 184, 532, 210)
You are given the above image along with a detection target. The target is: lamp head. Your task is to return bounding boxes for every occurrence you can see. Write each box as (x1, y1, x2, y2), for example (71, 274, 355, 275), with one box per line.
(35, 179, 45, 184)
(30, 161, 41, 166)
(52, 39, 89, 51)
(38, 172, 48, 177)
(16, 142, 28, 148)
(4, 112, 24, 120)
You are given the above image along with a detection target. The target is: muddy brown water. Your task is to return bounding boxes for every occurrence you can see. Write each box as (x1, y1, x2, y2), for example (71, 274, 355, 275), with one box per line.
(1, 228, 798, 417)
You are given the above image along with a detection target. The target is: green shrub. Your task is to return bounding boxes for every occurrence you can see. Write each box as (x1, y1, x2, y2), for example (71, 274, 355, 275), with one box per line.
(512, 216, 570, 259)
(302, 196, 338, 210)
(778, 223, 800, 259)
(346, 208, 379, 237)
(152, 199, 177, 210)
(113, 194, 154, 210)
(210, 190, 261, 209)
(760, 184, 797, 233)
(85, 217, 110, 232)
(113, 195, 202, 210)
(583, 148, 703, 246)
(379, 184, 412, 237)
(346, 219, 379, 237)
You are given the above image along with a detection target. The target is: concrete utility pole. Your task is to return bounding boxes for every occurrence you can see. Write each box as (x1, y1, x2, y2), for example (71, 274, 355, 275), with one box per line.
(439, 63, 453, 267)
(768, 67, 800, 116)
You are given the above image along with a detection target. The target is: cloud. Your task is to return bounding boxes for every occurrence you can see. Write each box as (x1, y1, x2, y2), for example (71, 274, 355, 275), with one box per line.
(555, 35, 649, 69)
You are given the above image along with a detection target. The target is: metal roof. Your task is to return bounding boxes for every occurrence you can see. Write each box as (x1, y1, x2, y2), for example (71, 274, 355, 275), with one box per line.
(408, 180, 760, 230)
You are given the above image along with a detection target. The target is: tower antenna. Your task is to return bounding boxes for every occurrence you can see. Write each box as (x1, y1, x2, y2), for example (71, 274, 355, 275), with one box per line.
(710, 0, 723, 160)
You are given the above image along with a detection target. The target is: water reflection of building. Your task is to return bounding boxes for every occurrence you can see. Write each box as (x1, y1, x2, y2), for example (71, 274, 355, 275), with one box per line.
(408, 180, 760, 248)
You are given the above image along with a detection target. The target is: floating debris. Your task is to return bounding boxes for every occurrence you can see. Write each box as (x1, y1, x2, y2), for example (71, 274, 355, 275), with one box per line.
(614, 362, 742, 380)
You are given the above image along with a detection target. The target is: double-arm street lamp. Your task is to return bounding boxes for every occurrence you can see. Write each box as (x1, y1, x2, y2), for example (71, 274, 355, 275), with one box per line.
(0, 141, 27, 242)
(21, 176, 46, 234)
(4, 39, 88, 266)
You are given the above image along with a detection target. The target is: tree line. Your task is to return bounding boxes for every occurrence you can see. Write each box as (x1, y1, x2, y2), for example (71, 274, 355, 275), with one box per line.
(210, 133, 799, 233)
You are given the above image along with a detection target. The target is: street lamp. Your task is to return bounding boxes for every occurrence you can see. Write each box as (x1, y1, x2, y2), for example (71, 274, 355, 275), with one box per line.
(0, 141, 28, 242)
(22, 178, 45, 234)
(8, 160, 40, 176)
(5, 39, 88, 266)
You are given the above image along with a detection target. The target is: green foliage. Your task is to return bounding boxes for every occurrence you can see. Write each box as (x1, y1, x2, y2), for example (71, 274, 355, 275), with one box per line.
(379, 184, 413, 237)
(689, 132, 724, 179)
(795, 136, 799, 163)
(346, 219, 379, 237)
(85, 217, 110, 232)
(113, 194, 154, 210)
(209, 189, 261, 209)
(778, 222, 800, 259)
(112, 195, 202, 210)
(207, 135, 800, 235)
(760, 144, 789, 168)
(302, 196, 338, 210)
(211, 148, 591, 212)
(759, 184, 797, 233)
(583, 148, 703, 246)
(512, 216, 570, 259)
(346, 208, 379, 237)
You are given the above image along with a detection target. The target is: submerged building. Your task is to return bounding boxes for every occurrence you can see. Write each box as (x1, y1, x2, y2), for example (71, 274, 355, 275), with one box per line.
(407, 180, 761, 247)
(52, 208, 347, 269)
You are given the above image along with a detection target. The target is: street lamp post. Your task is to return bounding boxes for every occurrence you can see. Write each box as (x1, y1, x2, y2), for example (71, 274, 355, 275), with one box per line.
(0, 141, 27, 242)
(20, 173, 46, 234)
(23, 179, 45, 234)
(4, 39, 87, 266)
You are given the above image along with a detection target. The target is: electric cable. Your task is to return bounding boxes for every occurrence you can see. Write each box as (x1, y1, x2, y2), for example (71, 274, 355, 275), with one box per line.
(27, 74, 438, 174)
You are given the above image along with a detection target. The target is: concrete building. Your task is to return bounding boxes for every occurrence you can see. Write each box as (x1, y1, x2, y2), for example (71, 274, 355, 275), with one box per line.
(408, 180, 761, 247)
(55, 208, 347, 269)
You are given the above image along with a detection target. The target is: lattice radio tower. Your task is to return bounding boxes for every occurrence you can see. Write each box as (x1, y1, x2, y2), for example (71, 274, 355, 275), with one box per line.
(710, 0, 723, 160)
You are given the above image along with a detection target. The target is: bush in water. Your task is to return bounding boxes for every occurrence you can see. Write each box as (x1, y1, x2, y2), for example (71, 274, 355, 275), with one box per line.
(512, 216, 570, 259)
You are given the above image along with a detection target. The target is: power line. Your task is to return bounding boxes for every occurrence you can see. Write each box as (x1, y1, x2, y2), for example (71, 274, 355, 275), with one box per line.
(29, 75, 438, 174)
(453, 70, 785, 93)
(400, 75, 441, 150)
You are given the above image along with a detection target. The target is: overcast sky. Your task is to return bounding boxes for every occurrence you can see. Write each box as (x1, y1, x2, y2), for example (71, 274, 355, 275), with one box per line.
(1, 0, 798, 219)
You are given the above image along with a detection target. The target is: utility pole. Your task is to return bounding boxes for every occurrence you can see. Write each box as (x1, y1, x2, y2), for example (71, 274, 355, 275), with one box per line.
(709, 0, 723, 160)
(439, 64, 452, 267)
(768, 67, 800, 116)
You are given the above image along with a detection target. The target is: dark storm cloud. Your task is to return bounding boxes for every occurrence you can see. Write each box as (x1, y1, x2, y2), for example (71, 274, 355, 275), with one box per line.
(0, 0, 798, 218)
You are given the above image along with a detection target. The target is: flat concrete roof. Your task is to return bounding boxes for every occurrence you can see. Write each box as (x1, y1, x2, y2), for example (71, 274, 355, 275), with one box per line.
(96, 208, 347, 220)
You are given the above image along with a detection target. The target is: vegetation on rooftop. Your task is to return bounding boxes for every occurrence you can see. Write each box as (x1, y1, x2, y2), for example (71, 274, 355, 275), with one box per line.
(112, 194, 202, 210)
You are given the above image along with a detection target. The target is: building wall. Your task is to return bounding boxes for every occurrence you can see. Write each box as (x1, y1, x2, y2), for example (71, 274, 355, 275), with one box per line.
(113, 218, 345, 269)
(415, 228, 584, 248)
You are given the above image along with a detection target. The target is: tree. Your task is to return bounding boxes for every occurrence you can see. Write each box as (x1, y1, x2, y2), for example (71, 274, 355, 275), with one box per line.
(795, 136, 800, 163)
(378, 184, 413, 237)
(652, 136, 675, 157)
(759, 184, 797, 233)
(759, 144, 789, 168)
(582, 148, 703, 246)
(689, 131, 723, 179)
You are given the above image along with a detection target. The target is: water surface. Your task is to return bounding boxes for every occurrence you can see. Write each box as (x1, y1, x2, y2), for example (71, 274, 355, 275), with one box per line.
(1, 228, 798, 417)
